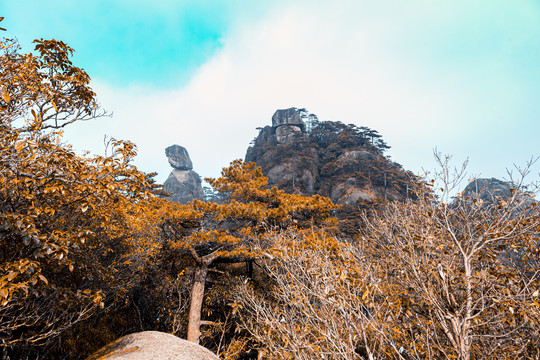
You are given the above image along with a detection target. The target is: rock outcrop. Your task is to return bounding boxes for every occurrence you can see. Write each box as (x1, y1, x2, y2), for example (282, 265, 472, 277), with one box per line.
(245, 108, 414, 208)
(330, 178, 376, 204)
(271, 107, 306, 129)
(166, 144, 193, 170)
(461, 178, 536, 208)
(87, 331, 219, 360)
(462, 178, 513, 202)
(163, 145, 204, 204)
(246, 108, 317, 194)
(272, 108, 307, 144)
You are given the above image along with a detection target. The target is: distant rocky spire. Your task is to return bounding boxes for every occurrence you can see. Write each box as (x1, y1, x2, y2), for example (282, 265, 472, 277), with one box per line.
(163, 145, 204, 204)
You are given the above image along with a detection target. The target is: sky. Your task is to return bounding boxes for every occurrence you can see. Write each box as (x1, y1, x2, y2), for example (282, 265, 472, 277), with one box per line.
(2, 0, 540, 188)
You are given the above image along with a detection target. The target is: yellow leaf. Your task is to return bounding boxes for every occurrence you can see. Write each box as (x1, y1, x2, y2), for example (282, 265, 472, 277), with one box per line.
(7, 271, 17, 281)
(362, 290, 369, 301)
(2, 92, 10, 103)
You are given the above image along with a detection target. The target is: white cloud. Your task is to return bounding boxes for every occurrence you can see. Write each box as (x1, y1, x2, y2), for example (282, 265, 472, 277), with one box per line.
(63, 0, 540, 185)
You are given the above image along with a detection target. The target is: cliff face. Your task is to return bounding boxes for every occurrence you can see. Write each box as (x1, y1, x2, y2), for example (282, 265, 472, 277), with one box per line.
(163, 145, 204, 204)
(246, 108, 415, 207)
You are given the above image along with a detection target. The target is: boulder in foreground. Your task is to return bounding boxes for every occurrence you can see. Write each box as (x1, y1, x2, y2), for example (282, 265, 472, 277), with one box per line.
(87, 331, 219, 360)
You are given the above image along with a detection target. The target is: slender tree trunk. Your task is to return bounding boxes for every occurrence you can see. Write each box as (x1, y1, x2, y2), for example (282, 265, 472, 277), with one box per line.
(461, 258, 472, 360)
(187, 263, 209, 343)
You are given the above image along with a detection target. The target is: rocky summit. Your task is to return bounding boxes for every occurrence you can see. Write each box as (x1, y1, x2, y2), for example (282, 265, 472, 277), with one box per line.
(272, 108, 308, 144)
(163, 145, 204, 204)
(246, 108, 414, 205)
(462, 178, 513, 201)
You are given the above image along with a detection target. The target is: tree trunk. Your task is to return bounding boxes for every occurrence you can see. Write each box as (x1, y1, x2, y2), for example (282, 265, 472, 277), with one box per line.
(461, 257, 472, 360)
(187, 263, 209, 343)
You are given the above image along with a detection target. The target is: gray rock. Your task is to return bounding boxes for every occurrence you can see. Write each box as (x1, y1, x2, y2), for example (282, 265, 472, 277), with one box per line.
(163, 145, 204, 204)
(330, 180, 375, 204)
(266, 164, 287, 185)
(252, 126, 277, 147)
(462, 178, 512, 201)
(266, 159, 318, 195)
(271, 108, 306, 131)
(275, 124, 304, 144)
(460, 177, 536, 208)
(300, 169, 315, 194)
(87, 331, 219, 360)
(166, 145, 193, 170)
(163, 169, 204, 204)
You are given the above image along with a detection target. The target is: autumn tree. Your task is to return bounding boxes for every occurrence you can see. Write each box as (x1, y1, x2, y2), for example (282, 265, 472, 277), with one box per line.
(361, 156, 540, 359)
(231, 156, 540, 360)
(0, 37, 157, 356)
(233, 230, 394, 360)
(1, 38, 106, 131)
(161, 160, 338, 344)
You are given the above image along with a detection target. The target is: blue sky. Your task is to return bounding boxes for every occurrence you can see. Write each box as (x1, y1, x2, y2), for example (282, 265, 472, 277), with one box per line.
(1, 1, 539, 188)
(1, 0, 244, 86)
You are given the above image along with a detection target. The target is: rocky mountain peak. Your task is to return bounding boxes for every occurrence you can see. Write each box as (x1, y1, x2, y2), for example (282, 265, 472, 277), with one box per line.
(461, 177, 537, 206)
(246, 108, 413, 204)
(266, 108, 307, 144)
(271, 108, 306, 131)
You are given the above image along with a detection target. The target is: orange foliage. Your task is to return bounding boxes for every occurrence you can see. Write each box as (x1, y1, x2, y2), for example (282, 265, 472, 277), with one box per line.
(163, 159, 338, 265)
(159, 159, 338, 344)
(0, 38, 158, 351)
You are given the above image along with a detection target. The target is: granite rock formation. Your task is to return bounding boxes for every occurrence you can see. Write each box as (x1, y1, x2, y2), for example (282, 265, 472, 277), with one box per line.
(461, 177, 536, 208)
(271, 107, 306, 129)
(166, 144, 194, 170)
(462, 178, 513, 201)
(246, 109, 316, 195)
(271, 108, 307, 144)
(87, 331, 219, 360)
(245, 108, 414, 208)
(163, 145, 204, 204)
